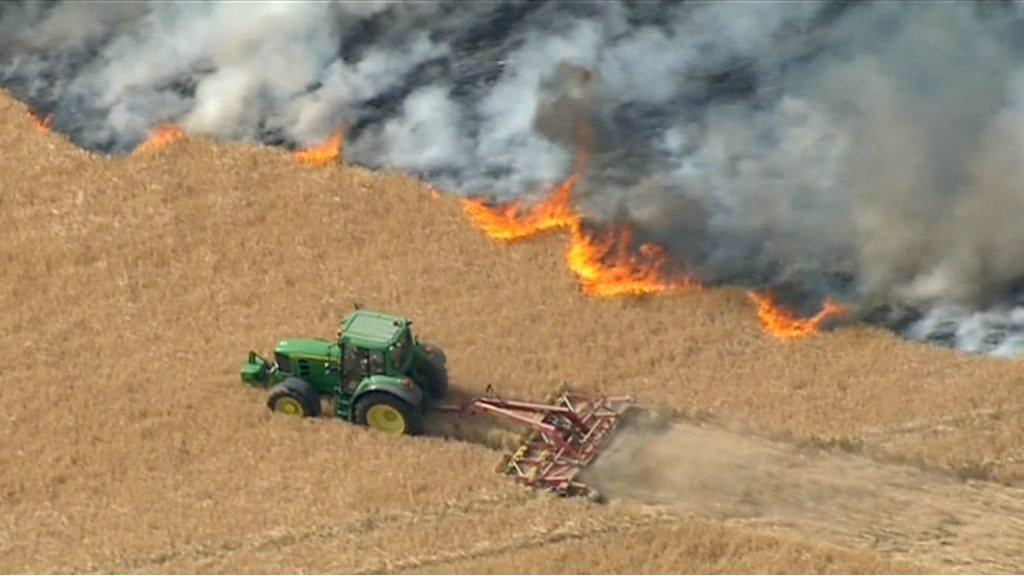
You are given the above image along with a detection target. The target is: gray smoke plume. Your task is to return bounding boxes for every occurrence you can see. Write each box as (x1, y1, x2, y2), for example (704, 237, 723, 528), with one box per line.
(2, 1, 1023, 355)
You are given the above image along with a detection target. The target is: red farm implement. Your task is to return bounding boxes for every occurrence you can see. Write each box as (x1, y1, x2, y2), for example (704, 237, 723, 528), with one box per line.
(436, 387, 635, 499)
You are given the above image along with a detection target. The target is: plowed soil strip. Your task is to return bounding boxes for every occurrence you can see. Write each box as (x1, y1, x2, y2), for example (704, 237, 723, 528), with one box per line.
(586, 422, 1024, 573)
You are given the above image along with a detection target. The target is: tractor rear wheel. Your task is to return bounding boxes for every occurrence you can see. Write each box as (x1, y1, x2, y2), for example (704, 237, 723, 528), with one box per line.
(266, 379, 321, 418)
(354, 392, 422, 436)
(417, 343, 448, 399)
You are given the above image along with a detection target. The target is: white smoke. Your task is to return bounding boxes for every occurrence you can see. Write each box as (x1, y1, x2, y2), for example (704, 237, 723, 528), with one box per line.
(2, 1, 1023, 355)
(282, 32, 447, 144)
(906, 305, 1024, 358)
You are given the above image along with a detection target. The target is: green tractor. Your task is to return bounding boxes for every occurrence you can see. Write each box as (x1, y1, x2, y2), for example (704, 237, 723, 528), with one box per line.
(240, 308, 447, 436)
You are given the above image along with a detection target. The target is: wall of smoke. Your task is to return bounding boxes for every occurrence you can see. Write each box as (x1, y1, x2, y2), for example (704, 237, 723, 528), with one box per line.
(2, 1, 1023, 355)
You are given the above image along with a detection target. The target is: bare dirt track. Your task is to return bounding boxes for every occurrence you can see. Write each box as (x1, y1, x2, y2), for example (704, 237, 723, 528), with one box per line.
(1, 89, 1023, 573)
(587, 421, 1024, 573)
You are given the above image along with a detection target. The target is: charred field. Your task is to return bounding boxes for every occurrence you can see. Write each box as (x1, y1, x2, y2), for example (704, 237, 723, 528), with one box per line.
(2, 90, 1024, 573)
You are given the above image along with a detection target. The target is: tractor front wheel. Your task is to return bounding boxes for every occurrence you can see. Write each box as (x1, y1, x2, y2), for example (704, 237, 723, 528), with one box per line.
(354, 392, 422, 436)
(266, 379, 321, 418)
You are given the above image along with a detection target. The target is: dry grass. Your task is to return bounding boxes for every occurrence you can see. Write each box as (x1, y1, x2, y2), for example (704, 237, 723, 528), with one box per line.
(0, 89, 1020, 572)
(423, 521, 918, 575)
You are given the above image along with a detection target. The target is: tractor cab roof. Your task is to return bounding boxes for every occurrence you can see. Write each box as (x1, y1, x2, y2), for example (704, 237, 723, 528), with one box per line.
(339, 309, 409, 349)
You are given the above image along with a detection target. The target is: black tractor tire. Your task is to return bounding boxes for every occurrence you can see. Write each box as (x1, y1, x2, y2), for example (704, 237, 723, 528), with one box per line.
(266, 378, 322, 418)
(417, 343, 448, 399)
(422, 342, 447, 364)
(354, 392, 423, 436)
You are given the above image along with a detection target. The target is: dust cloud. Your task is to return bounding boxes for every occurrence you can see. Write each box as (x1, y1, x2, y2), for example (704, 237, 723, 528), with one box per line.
(585, 420, 1024, 573)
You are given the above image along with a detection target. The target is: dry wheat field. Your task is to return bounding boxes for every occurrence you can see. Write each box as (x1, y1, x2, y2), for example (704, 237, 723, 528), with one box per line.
(1, 90, 1023, 573)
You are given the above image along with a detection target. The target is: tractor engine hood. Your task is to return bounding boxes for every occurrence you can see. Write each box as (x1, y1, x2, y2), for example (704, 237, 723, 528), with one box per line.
(274, 338, 336, 361)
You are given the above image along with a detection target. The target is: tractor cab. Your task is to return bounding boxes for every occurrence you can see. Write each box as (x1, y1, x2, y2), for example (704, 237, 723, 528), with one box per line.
(337, 310, 414, 389)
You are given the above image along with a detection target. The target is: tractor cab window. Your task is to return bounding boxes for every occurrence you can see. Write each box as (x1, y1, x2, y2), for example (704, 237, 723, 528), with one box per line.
(344, 345, 385, 382)
(342, 346, 367, 389)
(368, 350, 385, 374)
(275, 352, 292, 374)
(389, 335, 411, 371)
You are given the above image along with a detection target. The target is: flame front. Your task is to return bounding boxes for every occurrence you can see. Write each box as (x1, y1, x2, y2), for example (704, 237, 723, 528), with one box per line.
(461, 174, 579, 241)
(461, 170, 693, 297)
(568, 225, 697, 296)
(28, 109, 53, 133)
(134, 124, 185, 154)
(294, 129, 343, 166)
(748, 291, 848, 339)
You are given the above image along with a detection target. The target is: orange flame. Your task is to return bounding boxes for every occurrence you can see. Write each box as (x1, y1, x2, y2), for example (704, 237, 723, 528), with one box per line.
(461, 104, 693, 297)
(294, 129, 344, 166)
(134, 124, 185, 154)
(748, 291, 848, 339)
(568, 224, 697, 297)
(28, 109, 53, 133)
(462, 127, 590, 241)
(461, 168, 694, 297)
(461, 174, 580, 241)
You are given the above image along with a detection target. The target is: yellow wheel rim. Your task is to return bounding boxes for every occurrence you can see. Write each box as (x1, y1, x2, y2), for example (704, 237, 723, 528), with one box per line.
(274, 396, 305, 417)
(366, 404, 406, 435)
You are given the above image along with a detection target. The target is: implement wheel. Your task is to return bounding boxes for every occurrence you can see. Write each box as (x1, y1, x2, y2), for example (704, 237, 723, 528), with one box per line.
(355, 392, 422, 436)
(266, 378, 321, 418)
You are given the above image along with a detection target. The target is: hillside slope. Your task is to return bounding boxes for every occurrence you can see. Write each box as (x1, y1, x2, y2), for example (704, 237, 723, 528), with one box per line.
(1, 90, 1022, 573)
